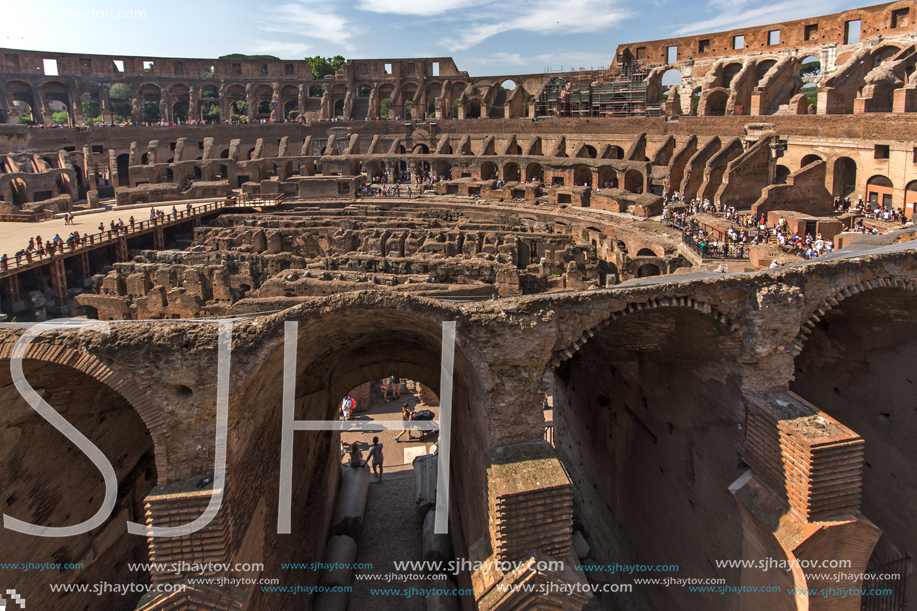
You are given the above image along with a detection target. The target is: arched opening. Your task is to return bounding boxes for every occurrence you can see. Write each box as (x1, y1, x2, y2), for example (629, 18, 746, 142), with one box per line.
(525, 163, 544, 182)
(200, 101, 219, 122)
(774, 165, 791, 184)
(833, 157, 857, 197)
(503, 162, 520, 182)
(755, 59, 777, 84)
(235, 307, 489, 591)
(554, 307, 746, 610)
(597, 166, 617, 189)
(283, 99, 298, 120)
(703, 90, 728, 116)
(257, 100, 271, 115)
(333, 99, 345, 118)
(604, 146, 624, 160)
(358, 84, 372, 97)
(721, 63, 743, 89)
(0, 359, 158, 611)
(427, 99, 436, 117)
(200, 84, 219, 99)
(466, 99, 482, 119)
(434, 160, 451, 179)
(866, 175, 894, 207)
(636, 263, 661, 277)
(480, 161, 497, 180)
(573, 165, 592, 187)
(799, 55, 821, 77)
(791, 288, 917, 606)
(801, 154, 822, 168)
(308, 85, 324, 98)
(636, 248, 657, 257)
(661, 69, 682, 86)
(624, 169, 643, 193)
(800, 83, 818, 112)
(412, 144, 430, 155)
(500, 79, 516, 91)
(578, 145, 597, 159)
(905, 181, 917, 218)
(171, 100, 189, 123)
(230, 100, 248, 121)
(690, 87, 702, 115)
(142, 101, 160, 123)
(116, 153, 130, 184)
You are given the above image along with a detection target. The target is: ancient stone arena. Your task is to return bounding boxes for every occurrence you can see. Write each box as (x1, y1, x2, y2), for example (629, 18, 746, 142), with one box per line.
(1, 2, 917, 611)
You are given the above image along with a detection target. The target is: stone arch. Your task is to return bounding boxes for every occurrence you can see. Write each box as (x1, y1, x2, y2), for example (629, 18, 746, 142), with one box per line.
(572, 164, 592, 186)
(604, 145, 624, 160)
(0, 339, 169, 478)
(549, 301, 748, 610)
(551, 296, 741, 366)
(801, 154, 823, 168)
(480, 160, 497, 180)
(775, 164, 791, 184)
(866, 174, 894, 206)
(503, 161, 520, 182)
(525, 162, 544, 182)
(703, 89, 729, 115)
(624, 169, 644, 193)
(721, 62, 743, 88)
(833, 156, 857, 197)
(788, 278, 917, 356)
(790, 283, 917, 606)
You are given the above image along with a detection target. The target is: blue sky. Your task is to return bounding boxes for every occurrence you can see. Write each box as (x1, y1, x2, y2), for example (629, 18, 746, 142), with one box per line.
(0, 0, 870, 77)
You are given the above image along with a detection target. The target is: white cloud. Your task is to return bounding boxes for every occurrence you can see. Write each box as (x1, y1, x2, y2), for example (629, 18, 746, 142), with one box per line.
(672, 0, 837, 36)
(255, 0, 355, 50)
(249, 40, 312, 58)
(356, 0, 489, 17)
(439, 0, 631, 51)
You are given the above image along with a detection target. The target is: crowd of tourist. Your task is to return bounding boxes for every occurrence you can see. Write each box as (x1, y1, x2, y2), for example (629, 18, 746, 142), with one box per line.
(659, 190, 906, 262)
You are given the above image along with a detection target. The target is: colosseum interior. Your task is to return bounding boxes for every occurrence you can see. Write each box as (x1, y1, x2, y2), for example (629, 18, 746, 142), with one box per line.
(1, 2, 917, 611)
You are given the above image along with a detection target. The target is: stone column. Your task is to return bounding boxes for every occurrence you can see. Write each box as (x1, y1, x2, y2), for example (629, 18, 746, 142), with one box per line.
(245, 83, 255, 123)
(270, 83, 281, 122)
(188, 86, 198, 123)
(100, 86, 113, 124)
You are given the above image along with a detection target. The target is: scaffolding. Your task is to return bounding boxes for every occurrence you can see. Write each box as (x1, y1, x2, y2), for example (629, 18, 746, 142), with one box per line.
(535, 61, 662, 118)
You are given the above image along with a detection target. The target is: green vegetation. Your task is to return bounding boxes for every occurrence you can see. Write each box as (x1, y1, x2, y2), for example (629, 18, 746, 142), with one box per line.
(380, 98, 390, 119)
(305, 55, 345, 80)
(52, 110, 69, 125)
(404, 99, 412, 118)
(428, 99, 436, 116)
(257, 100, 271, 114)
(142, 101, 160, 123)
(201, 84, 219, 98)
(81, 100, 103, 124)
(218, 53, 280, 60)
(109, 83, 133, 122)
(172, 100, 189, 122)
(230, 100, 248, 121)
(800, 61, 821, 76)
(201, 101, 220, 122)
(309, 85, 325, 98)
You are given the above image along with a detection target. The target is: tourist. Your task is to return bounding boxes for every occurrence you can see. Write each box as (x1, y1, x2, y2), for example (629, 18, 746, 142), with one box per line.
(346, 442, 366, 468)
(395, 404, 416, 442)
(341, 395, 355, 421)
(389, 374, 401, 400)
(366, 436, 384, 482)
(381, 377, 390, 403)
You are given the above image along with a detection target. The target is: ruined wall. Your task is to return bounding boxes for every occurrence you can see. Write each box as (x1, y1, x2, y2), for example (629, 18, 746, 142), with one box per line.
(752, 160, 832, 216)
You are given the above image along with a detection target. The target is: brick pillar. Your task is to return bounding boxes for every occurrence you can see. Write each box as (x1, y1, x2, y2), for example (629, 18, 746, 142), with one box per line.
(734, 391, 881, 611)
(472, 441, 591, 611)
(116, 236, 129, 262)
(153, 226, 165, 251)
(49, 258, 67, 307)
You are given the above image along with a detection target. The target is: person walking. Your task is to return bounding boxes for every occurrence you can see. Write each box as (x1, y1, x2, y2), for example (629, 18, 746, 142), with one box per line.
(390, 375, 401, 400)
(366, 436, 384, 482)
(341, 395, 355, 421)
(395, 404, 415, 442)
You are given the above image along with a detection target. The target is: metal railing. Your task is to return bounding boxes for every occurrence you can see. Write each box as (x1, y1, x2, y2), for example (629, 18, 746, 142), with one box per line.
(667, 219, 750, 260)
(861, 555, 909, 610)
(0, 197, 282, 278)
